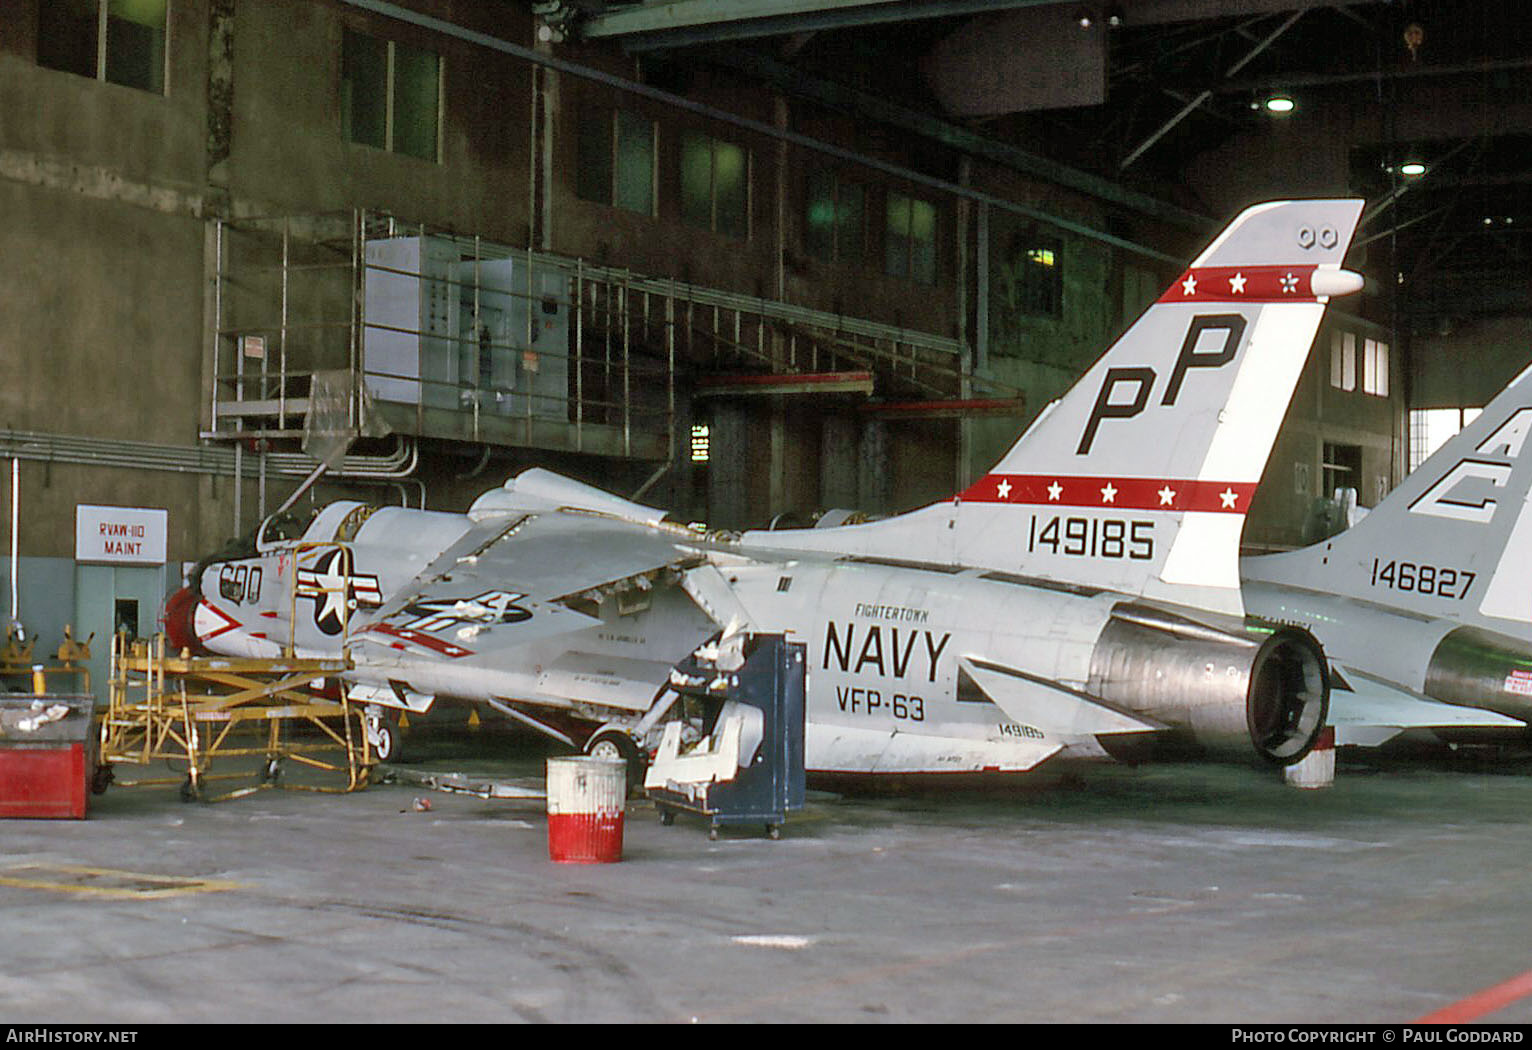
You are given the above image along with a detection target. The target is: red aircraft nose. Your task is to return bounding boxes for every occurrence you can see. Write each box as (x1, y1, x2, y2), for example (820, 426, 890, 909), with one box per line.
(162, 585, 204, 654)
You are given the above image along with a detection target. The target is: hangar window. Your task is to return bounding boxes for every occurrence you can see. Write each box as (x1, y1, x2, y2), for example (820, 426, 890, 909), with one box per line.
(577, 108, 656, 216)
(805, 172, 865, 266)
(885, 192, 937, 285)
(1329, 331, 1357, 391)
(37, 0, 167, 95)
(1012, 234, 1064, 319)
(341, 29, 441, 162)
(1362, 338, 1390, 397)
(1410, 407, 1482, 471)
(681, 131, 749, 239)
(689, 423, 710, 464)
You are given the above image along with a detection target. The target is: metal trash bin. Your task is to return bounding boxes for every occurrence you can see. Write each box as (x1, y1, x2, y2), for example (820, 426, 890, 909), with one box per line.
(546, 756, 626, 863)
(0, 694, 97, 819)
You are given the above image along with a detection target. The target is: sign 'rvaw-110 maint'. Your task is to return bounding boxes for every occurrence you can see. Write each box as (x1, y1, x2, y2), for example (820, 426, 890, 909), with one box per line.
(169, 199, 1368, 780)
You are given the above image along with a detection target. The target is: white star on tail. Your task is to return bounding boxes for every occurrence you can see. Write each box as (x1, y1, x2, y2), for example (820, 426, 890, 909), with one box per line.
(1280, 273, 1299, 294)
(1101, 483, 1118, 504)
(1047, 482, 1063, 501)
(1158, 486, 1177, 506)
(1220, 488, 1239, 509)
(1229, 272, 1246, 294)
(996, 479, 1012, 499)
(1181, 274, 1198, 296)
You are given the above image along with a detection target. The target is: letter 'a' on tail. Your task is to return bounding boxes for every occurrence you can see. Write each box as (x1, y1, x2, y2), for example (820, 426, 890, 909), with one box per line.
(749, 199, 1365, 617)
(1244, 360, 1532, 632)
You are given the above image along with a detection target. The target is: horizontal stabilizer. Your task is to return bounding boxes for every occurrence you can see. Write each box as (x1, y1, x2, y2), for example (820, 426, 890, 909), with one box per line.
(961, 657, 1165, 738)
(807, 721, 1061, 775)
(1328, 665, 1527, 747)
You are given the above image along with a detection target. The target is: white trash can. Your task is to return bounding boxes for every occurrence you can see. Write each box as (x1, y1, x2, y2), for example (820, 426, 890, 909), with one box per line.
(546, 756, 626, 863)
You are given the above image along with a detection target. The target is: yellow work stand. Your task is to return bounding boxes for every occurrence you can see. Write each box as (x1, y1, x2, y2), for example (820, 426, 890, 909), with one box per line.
(102, 634, 372, 802)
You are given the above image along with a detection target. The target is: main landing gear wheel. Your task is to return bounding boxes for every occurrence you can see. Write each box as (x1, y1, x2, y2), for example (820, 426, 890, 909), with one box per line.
(584, 730, 644, 795)
(368, 712, 405, 764)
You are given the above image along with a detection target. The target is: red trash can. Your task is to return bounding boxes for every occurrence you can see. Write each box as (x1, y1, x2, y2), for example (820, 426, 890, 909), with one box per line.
(546, 756, 626, 863)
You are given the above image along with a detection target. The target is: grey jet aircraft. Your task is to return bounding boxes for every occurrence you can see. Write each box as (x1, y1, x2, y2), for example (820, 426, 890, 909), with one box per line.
(1243, 363, 1532, 747)
(170, 198, 1366, 780)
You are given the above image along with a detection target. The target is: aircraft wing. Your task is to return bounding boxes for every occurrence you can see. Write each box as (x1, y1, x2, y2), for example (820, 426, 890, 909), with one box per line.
(1327, 664, 1527, 747)
(366, 509, 705, 620)
(347, 509, 718, 718)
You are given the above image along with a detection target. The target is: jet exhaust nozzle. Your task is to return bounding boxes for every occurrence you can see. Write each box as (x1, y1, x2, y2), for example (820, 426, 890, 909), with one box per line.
(1088, 604, 1330, 765)
(1425, 626, 1532, 723)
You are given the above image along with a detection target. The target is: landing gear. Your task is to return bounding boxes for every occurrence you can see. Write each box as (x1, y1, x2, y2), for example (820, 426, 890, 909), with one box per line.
(366, 709, 405, 764)
(584, 730, 645, 794)
(179, 776, 202, 803)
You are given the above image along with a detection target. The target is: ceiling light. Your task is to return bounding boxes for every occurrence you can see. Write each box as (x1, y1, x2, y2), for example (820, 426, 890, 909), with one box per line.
(1073, 8, 1093, 29)
(1264, 95, 1295, 114)
(1400, 161, 1427, 177)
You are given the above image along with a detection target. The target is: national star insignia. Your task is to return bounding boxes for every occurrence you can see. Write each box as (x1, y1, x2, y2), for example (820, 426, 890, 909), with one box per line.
(1220, 488, 1239, 509)
(1158, 486, 1177, 506)
(1280, 273, 1299, 294)
(1100, 482, 1118, 504)
(1229, 272, 1246, 294)
(1046, 481, 1063, 501)
(1181, 274, 1198, 296)
(996, 479, 1012, 499)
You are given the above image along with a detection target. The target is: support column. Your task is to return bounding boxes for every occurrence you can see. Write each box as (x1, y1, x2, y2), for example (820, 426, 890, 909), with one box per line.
(858, 418, 891, 514)
(709, 402, 749, 530)
(819, 415, 858, 510)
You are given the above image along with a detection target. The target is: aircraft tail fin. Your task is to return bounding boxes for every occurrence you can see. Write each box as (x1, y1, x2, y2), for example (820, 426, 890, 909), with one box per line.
(1245, 361, 1532, 630)
(751, 199, 1365, 616)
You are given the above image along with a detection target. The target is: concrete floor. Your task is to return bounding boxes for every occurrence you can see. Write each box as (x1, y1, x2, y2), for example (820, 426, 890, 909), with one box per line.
(4, 733, 1532, 1024)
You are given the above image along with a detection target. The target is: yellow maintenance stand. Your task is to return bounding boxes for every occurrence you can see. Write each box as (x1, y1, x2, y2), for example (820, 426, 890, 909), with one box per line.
(101, 633, 371, 802)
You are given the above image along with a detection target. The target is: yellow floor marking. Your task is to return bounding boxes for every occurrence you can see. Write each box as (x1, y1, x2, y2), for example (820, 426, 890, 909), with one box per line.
(0, 863, 242, 899)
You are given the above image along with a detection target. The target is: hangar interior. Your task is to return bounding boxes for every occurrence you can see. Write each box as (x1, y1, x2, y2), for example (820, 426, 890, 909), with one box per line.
(0, 0, 1529, 693)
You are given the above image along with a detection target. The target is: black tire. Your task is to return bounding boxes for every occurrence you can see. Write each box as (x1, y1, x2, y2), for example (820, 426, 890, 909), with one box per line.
(90, 764, 115, 796)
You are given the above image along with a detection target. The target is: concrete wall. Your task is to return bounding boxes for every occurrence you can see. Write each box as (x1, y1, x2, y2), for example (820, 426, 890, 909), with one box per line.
(1412, 318, 1532, 409)
(0, 0, 1423, 627)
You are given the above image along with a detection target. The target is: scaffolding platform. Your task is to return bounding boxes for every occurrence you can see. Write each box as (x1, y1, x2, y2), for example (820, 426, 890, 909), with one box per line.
(101, 635, 370, 802)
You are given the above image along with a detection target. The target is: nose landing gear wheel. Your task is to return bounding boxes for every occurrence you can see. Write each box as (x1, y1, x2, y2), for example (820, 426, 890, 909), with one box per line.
(367, 712, 405, 764)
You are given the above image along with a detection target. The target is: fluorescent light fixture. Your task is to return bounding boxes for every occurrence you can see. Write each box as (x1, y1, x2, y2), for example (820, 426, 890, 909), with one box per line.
(1400, 161, 1427, 177)
(1264, 95, 1295, 114)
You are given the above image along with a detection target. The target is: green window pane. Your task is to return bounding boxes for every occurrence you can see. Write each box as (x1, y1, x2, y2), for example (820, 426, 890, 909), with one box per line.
(342, 30, 387, 149)
(105, 0, 165, 93)
(614, 110, 654, 214)
(576, 110, 612, 205)
(38, 0, 99, 79)
(805, 171, 836, 261)
(836, 182, 864, 265)
(886, 194, 911, 279)
(681, 131, 713, 230)
(392, 43, 439, 161)
(713, 141, 747, 239)
(910, 199, 936, 284)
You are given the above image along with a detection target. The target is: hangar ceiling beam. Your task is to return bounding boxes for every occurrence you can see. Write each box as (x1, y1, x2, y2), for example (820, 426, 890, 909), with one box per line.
(713, 45, 1212, 232)
(1118, 9, 1303, 170)
(579, 0, 1065, 48)
(576, 0, 1355, 50)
